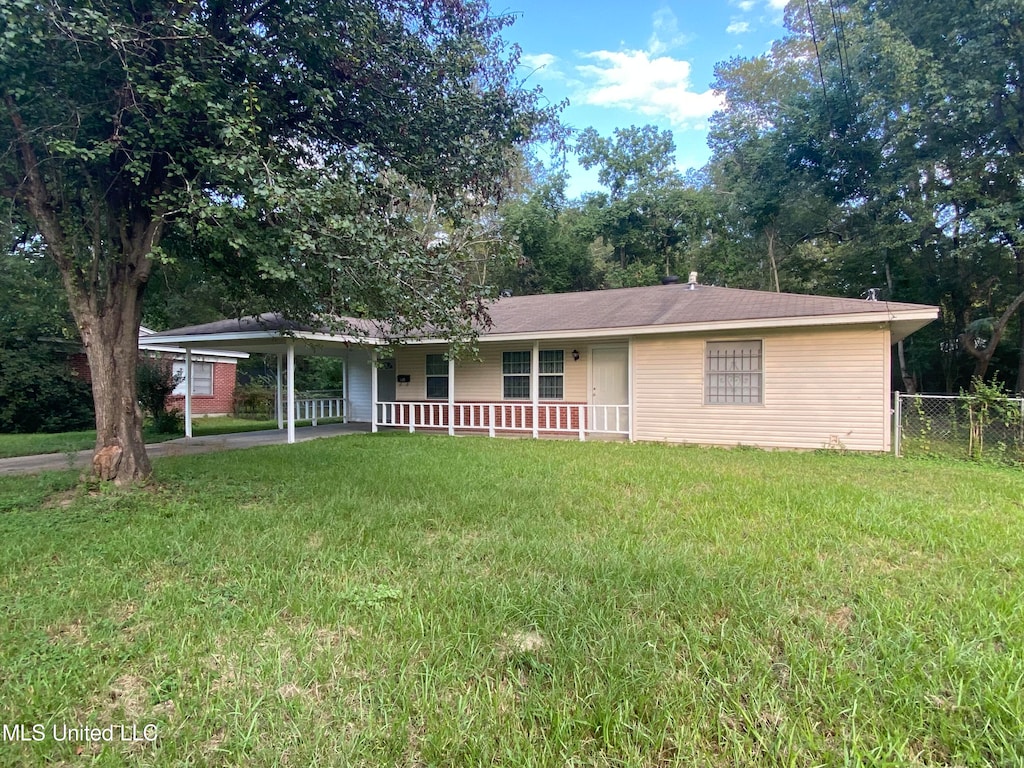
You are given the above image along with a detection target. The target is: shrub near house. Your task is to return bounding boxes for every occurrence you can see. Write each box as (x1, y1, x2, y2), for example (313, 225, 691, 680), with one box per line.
(0, 343, 94, 433)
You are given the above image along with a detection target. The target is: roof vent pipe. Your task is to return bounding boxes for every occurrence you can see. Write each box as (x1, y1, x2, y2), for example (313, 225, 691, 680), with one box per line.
(661, 275, 680, 285)
(688, 271, 699, 290)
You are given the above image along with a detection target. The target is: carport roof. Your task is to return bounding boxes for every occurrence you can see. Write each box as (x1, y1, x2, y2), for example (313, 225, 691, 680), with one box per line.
(143, 313, 382, 356)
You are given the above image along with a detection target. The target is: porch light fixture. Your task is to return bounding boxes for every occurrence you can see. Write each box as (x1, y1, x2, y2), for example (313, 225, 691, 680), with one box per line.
(572, 349, 580, 361)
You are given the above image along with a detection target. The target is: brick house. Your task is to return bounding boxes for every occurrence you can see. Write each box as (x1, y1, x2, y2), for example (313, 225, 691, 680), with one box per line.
(139, 328, 247, 417)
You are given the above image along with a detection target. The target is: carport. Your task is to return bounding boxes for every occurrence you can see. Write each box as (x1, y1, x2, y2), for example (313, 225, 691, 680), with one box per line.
(142, 314, 384, 444)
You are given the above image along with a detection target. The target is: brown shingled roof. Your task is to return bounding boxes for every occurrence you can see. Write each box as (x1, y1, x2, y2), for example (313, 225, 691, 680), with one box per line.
(147, 284, 937, 347)
(481, 284, 934, 336)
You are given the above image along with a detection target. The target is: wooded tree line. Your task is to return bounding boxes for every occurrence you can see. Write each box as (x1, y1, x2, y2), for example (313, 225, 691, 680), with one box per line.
(1, 0, 1020, 480)
(496, 0, 1024, 395)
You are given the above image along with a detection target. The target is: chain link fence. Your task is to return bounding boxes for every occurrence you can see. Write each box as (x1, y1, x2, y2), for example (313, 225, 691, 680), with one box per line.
(895, 393, 1024, 462)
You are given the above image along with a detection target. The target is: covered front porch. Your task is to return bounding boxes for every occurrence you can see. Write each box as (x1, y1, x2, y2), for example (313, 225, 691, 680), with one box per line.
(374, 339, 633, 441)
(144, 317, 635, 445)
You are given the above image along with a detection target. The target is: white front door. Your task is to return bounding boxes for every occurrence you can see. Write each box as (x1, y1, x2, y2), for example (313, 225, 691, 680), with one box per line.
(590, 345, 629, 433)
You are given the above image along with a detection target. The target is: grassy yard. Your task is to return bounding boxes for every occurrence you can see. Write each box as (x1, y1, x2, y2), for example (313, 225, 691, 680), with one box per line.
(0, 417, 345, 459)
(0, 435, 1021, 766)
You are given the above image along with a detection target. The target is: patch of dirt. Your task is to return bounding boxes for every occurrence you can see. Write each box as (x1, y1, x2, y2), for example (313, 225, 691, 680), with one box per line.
(826, 605, 854, 633)
(106, 674, 150, 721)
(202, 727, 228, 759)
(277, 682, 306, 700)
(44, 488, 81, 509)
(311, 625, 361, 652)
(925, 692, 959, 712)
(504, 630, 545, 654)
(208, 653, 241, 694)
(47, 618, 88, 645)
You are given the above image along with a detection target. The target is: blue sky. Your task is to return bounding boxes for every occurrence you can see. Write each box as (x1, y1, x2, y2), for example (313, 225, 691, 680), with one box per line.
(500, 0, 791, 196)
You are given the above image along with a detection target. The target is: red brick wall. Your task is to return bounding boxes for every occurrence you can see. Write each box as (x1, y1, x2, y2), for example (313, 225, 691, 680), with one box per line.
(167, 361, 238, 416)
(69, 352, 91, 383)
(69, 353, 238, 416)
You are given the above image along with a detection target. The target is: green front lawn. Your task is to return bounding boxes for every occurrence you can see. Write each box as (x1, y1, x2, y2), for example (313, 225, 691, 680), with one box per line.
(0, 436, 1021, 766)
(0, 417, 324, 459)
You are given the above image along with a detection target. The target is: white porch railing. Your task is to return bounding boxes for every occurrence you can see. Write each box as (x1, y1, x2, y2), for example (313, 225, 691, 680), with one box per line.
(293, 396, 346, 426)
(374, 401, 630, 440)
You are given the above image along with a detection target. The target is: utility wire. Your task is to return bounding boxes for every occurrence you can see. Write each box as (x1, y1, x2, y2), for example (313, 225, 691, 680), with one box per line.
(828, 0, 854, 112)
(805, 0, 833, 125)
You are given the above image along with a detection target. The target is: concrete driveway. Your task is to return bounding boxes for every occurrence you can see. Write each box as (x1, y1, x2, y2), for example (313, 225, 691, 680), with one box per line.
(0, 423, 371, 476)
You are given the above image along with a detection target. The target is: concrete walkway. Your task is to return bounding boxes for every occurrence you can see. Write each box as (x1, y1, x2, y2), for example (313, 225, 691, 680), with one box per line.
(0, 422, 372, 476)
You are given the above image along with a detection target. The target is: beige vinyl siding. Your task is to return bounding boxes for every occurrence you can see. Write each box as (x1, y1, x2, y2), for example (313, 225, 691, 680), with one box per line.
(392, 342, 588, 402)
(632, 325, 892, 452)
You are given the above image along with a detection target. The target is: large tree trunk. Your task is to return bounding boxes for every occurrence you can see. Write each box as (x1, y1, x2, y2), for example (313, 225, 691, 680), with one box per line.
(885, 261, 917, 393)
(1016, 315, 1024, 394)
(765, 225, 780, 292)
(962, 287, 1024, 386)
(7, 97, 158, 484)
(75, 291, 151, 483)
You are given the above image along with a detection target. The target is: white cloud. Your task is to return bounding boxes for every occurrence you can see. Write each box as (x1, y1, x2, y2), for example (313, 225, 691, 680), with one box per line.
(765, 0, 788, 8)
(726, 20, 751, 34)
(575, 49, 723, 128)
(520, 52, 559, 74)
(648, 7, 693, 55)
(736, 0, 756, 10)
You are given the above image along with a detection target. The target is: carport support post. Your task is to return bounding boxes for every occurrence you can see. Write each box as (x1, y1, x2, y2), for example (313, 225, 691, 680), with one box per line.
(340, 359, 348, 424)
(286, 341, 296, 444)
(276, 353, 284, 430)
(184, 346, 193, 438)
(370, 349, 378, 433)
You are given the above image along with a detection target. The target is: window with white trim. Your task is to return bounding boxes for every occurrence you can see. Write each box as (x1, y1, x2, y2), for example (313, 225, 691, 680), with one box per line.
(538, 350, 564, 399)
(425, 353, 449, 399)
(172, 361, 214, 396)
(502, 351, 531, 399)
(705, 341, 762, 405)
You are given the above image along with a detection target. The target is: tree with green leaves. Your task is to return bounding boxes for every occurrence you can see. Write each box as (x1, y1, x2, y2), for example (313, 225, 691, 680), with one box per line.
(496, 175, 600, 295)
(0, 231, 94, 433)
(706, 0, 1024, 391)
(575, 125, 713, 284)
(1, 0, 555, 482)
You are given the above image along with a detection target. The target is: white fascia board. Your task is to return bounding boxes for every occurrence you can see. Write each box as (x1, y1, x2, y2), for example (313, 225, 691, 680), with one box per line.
(460, 308, 940, 344)
(138, 342, 250, 360)
(141, 330, 384, 348)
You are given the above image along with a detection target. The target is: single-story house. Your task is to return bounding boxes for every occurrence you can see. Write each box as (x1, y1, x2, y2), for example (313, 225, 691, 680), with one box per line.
(143, 278, 938, 452)
(138, 327, 247, 417)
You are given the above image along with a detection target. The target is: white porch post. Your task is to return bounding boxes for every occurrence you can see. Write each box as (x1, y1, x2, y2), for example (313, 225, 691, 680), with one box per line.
(184, 346, 193, 438)
(275, 353, 284, 430)
(448, 351, 455, 436)
(286, 341, 296, 444)
(370, 349, 379, 433)
(627, 337, 635, 442)
(340, 358, 348, 423)
(531, 341, 539, 439)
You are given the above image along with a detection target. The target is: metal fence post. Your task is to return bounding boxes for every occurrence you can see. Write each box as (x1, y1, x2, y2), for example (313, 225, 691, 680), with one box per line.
(893, 392, 902, 457)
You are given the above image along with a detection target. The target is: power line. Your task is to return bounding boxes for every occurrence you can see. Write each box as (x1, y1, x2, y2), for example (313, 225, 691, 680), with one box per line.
(805, 0, 833, 125)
